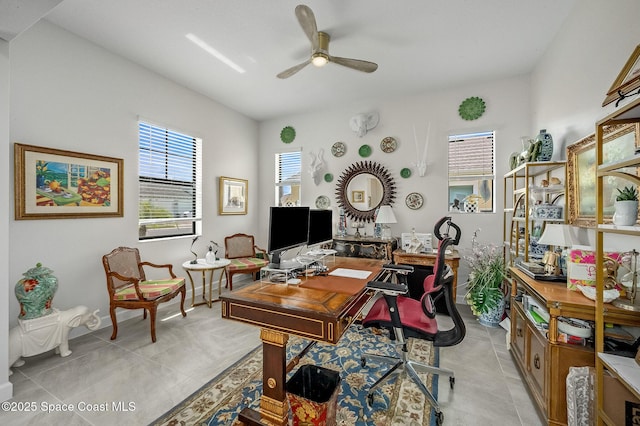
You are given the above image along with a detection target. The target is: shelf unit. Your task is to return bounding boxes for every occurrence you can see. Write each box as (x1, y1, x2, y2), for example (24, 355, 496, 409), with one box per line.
(595, 97, 640, 425)
(503, 161, 567, 267)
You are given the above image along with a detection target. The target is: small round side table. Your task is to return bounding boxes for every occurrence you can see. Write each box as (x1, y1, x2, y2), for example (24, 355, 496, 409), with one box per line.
(182, 258, 230, 308)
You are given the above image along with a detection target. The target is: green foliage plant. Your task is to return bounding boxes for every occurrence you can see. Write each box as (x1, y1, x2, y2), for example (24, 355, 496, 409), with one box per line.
(464, 229, 507, 317)
(616, 186, 638, 201)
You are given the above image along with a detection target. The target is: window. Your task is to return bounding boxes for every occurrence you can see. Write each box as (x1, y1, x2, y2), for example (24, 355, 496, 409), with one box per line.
(275, 150, 301, 206)
(448, 131, 495, 213)
(138, 121, 202, 240)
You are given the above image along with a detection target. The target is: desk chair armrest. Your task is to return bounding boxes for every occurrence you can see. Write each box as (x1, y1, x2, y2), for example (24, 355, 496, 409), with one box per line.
(382, 263, 414, 274)
(367, 280, 408, 296)
(139, 261, 177, 278)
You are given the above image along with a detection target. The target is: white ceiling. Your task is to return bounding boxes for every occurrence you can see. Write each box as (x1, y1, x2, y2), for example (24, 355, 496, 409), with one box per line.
(3, 0, 578, 121)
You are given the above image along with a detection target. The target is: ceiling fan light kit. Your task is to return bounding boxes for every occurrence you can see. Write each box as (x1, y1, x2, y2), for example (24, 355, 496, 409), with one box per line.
(277, 5, 378, 78)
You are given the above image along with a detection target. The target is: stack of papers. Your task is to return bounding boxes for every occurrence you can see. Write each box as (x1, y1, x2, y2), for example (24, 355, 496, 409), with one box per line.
(328, 268, 372, 279)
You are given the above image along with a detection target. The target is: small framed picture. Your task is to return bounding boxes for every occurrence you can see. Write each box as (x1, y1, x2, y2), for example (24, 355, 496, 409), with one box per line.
(351, 190, 365, 203)
(219, 176, 248, 215)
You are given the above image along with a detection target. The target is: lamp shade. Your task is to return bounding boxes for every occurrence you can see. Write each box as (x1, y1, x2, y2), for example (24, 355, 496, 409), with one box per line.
(375, 205, 397, 224)
(537, 224, 575, 247)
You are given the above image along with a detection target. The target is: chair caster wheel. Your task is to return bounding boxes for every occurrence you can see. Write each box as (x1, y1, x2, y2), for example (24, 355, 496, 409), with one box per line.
(449, 376, 455, 389)
(435, 411, 444, 426)
(361, 356, 367, 368)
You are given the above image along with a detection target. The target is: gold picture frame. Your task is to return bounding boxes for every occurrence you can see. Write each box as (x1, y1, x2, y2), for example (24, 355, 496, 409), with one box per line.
(351, 190, 365, 203)
(603, 44, 640, 107)
(219, 176, 248, 215)
(14, 143, 123, 220)
(567, 123, 640, 227)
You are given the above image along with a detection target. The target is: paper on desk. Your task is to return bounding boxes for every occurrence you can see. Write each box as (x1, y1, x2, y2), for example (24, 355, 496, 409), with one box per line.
(329, 268, 372, 279)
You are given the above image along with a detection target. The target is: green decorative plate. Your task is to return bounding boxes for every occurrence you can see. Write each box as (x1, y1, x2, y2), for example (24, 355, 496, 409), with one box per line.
(458, 97, 486, 121)
(358, 144, 372, 157)
(280, 126, 296, 143)
(324, 173, 333, 183)
(400, 168, 411, 178)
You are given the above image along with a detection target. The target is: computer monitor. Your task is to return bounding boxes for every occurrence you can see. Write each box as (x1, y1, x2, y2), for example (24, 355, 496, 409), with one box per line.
(307, 209, 333, 247)
(268, 206, 310, 268)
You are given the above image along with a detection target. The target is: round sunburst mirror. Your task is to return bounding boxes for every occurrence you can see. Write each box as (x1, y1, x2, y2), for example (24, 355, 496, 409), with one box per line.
(335, 161, 396, 222)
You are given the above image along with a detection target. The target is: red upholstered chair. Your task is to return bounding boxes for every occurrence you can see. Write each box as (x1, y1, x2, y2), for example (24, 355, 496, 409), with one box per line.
(102, 247, 186, 342)
(360, 237, 465, 426)
(224, 233, 270, 290)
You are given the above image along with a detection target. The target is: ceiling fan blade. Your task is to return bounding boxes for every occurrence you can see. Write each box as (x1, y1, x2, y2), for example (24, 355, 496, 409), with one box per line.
(277, 59, 312, 79)
(295, 4, 318, 51)
(330, 56, 378, 73)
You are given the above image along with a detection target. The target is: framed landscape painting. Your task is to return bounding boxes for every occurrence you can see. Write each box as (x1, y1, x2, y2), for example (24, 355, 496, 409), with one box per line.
(14, 143, 124, 220)
(566, 123, 640, 227)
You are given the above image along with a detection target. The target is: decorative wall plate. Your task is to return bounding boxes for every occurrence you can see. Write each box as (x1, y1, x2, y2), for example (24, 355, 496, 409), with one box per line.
(358, 144, 372, 157)
(405, 192, 424, 210)
(331, 141, 346, 157)
(458, 97, 486, 121)
(400, 168, 412, 178)
(380, 137, 397, 153)
(280, 126, 296, 143)
(324, 173, 333, 182)
(315, 195, 330, 209)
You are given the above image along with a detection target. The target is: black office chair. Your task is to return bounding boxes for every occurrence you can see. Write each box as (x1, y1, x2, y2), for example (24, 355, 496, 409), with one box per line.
(434, 215, 461, 246)
(360, 237, 466, 426)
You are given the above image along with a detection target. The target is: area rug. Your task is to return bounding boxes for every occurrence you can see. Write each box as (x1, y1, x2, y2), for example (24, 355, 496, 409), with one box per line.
(152, 324, 438, 426)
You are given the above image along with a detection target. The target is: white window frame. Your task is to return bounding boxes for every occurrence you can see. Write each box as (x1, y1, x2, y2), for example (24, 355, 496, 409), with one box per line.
(448, 131, 495, 213)
(275, 149, 302, 206)
(138, 121, 202, 240)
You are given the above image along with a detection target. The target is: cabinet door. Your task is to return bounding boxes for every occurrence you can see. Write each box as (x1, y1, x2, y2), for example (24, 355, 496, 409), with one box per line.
(511, 305, 526, 366)
(528, 324, 547, 411)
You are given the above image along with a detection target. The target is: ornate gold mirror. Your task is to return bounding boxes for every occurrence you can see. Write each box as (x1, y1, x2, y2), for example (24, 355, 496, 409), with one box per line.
(335, 161, 396, 222)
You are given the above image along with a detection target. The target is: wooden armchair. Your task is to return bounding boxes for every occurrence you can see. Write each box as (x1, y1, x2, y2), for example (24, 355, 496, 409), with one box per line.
(224, 233, 270, 290)
(102, 247, 186, 342)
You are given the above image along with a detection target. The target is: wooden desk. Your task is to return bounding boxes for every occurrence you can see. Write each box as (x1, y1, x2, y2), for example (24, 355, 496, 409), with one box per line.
(393, 249, 460, 299)
(220, 257, 384, 426)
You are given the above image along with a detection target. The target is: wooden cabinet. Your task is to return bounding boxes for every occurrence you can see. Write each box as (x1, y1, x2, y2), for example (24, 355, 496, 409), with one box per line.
(594, 97, 640, 425)
(331, 235, 397, 260)
(503, 161, 566, 266)
(510, 267, 596, 425)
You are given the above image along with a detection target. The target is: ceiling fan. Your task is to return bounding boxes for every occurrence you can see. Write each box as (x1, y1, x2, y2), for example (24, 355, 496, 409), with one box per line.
(276, 4, 379, 79)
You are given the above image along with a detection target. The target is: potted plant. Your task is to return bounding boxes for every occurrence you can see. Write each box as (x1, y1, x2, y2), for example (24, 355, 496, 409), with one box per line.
(613, 186, 639, 226)
(465, 229, 507, 327)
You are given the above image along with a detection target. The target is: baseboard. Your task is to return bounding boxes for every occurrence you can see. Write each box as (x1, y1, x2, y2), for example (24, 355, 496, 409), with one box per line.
(0, 380, 13, 402)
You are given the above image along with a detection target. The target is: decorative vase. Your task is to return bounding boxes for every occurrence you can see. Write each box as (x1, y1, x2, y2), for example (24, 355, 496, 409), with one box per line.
(478, 297, 506, 328)
(15, 263, 58, 320)
(535, 129, 553, 161)
(613, 200, 638, 226)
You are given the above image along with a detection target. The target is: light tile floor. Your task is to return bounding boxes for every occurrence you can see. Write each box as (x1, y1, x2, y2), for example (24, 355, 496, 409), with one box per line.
(2, 282, 543, 426)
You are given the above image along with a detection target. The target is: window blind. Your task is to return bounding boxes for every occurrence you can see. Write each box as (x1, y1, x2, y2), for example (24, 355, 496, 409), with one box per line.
(276, 150, 302, 186)
(448, 131, 495, 181)
(138, 122, 202, 239)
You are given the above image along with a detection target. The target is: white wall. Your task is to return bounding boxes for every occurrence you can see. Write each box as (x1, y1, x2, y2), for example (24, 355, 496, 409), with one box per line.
(258, 76, 532, 276)
(7, 20, 259, 329)
(1, 39, 13, 402)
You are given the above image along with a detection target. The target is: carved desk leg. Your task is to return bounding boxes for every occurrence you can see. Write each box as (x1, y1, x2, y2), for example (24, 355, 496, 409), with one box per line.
(239, 328, 289, 426)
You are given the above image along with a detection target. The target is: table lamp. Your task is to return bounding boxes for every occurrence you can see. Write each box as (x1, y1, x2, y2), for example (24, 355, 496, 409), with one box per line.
(375, 205, 397, 240)
(537, 224, 575, 275)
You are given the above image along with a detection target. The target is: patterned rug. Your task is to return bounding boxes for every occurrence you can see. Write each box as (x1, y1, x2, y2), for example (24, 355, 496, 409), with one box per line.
(152, 324, 438, 425)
